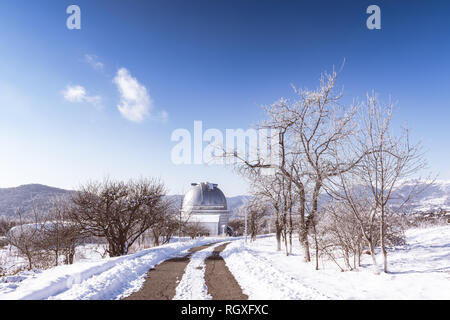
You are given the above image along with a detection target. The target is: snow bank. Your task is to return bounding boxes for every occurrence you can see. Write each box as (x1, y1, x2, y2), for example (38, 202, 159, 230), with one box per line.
(221, 225, 450, 300)
(0, 237, 231, 300)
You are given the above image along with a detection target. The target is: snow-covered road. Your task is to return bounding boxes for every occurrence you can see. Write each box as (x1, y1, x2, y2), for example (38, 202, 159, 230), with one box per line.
(1, 226, 448, 300)
(0, 237, 231, 300)
(173, 242, 223, 300)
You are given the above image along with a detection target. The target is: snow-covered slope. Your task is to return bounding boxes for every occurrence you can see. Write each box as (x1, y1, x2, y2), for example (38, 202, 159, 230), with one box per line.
(1, 226, 448, 300)
(0, 237, 231, 300)
(393, 180, 450, 212)
(221, 225, 450, 299)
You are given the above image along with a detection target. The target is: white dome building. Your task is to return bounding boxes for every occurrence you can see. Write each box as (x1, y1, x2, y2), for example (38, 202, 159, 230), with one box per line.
(181, 182, 230, 236)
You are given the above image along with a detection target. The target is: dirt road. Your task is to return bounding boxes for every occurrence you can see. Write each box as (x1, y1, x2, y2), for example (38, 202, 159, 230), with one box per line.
(204, 242, 248, 300)
(124, 241, 247, 300)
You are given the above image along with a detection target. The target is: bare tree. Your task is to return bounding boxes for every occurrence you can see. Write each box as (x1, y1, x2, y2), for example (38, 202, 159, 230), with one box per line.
(69, 178, 168, 257)
(231, 100, 312, 260)
(227, 218, 245, 236)
(357, 94, 427, 273)
(327, 176, 380, 271)
(0, 217, 19, 237)
(287, 69, 368, 270)
(7, 200, 85, 268)
(242, 198, 270, 241)
(229, 67, 363, 267)
(316, 200, 365, 271)
(7, 208, 48, 270)
(263, 101, 313, 259)
(251, 68, 362, 267)
(150, 203, 180, 246)
(224, 65, 428, 274)
(183, 221, 209, 239)
(242, 171, 285, 252)
(42, 198, 83, 265)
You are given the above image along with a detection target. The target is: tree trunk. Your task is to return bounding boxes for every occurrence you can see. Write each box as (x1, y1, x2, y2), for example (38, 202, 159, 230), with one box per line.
(27, 254, 33, 270)
(298, 189, 311, 262)
(380, 209, 388, 273)
(284, 229, 289, 256)
(153, 230, 160, 247)
(289, 230, 293, 256)
(313, 223, 319, 270)
(368, 240, 379, 274)
(108, 241, 126, 257)
(55, 251, 59, 267)
(311, 181, 321, 270)
(68, 246, 75, 264)
(357, 242, 361, 267)
(275, 221, 282, 251)
(289, 207, 293, 255)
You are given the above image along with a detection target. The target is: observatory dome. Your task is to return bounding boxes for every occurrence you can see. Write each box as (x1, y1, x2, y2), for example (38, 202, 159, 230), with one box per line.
(181, 182, 230, 236)
(182, 182, 227, 211)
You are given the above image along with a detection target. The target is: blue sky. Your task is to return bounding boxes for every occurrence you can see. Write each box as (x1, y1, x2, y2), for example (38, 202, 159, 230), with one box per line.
(0, 0, 449, 196)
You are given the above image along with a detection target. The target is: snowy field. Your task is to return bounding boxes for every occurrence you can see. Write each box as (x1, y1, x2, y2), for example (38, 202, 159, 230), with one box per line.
(222, 225, 450, 300)
(0, 243, 108, 276)
(0, 237, 231, 300)
(0, 225, 448, 300)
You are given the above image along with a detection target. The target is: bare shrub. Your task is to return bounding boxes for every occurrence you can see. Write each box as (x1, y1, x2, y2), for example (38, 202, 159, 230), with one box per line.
(183, 221, 209, 239)
(242, 199, 271, 241)
(6, 201, 83, 269)
(228, 218, 245, 236)
(69, 178, 168, 257)
(316, 202, 365, 271)
(149, 205, 180, 246)
(0, 236, 8, 247)
(42, 198, 84, 265)
(6, 209, 46, 270)
(0, 218, 19, 237)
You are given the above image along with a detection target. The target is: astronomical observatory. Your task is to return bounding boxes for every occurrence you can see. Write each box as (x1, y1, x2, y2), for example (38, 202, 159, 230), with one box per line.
(181, 182, 230, 236)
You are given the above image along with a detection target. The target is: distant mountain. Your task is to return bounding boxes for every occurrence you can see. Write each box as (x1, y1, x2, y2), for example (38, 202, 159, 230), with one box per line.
(0, 184, 251, 219)
(1, 181, 448, 219)
(0, 184, 74, 218)
(226, 195, 253, 217)
(390, 180, 450, 213)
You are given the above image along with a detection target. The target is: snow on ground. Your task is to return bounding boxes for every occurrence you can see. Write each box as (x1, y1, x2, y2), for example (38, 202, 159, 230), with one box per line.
(0, 243, 108, 277)
(0, 237, 231, 300)
(1, 226, 448, 300)
(221, 225, 450, 300)
(0, 246, 27, 275)
(174, 242, 223, 300)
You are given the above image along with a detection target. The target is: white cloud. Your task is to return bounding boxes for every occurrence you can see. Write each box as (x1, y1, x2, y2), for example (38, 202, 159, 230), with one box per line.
(84, 54, 104, 71)
(63, 85, 86, 102)
(114, 68, 160, 123)
(153, 110, 169, 123)
(62, 85, 102, 109)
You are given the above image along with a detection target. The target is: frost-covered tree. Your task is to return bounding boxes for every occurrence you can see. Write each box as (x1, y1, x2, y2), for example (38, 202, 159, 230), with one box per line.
(225, 65, 428, 273)
(356, 94, 426, 273)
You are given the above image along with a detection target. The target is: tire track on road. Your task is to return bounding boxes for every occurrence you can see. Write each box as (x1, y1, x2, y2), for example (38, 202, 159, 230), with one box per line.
(124, 243, 215, 300)
(204, 242, 248, 300)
